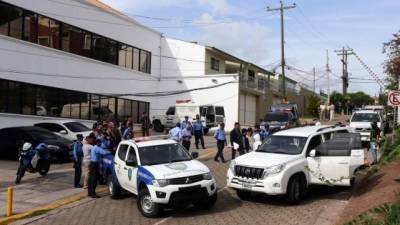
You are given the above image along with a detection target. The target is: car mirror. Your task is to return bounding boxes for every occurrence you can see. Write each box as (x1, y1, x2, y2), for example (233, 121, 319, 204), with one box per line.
(59, 130, 68, 135)
(309, 149, 316, 157)
(191, 152, 199, 159)
(126, 159, 137, 167)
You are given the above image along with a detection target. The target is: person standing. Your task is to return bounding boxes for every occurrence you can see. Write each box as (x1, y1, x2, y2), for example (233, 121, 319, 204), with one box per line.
(242, 128, 250, 153)
(214, 123, 227, 163)
(181, 122, 192, 152)
(169, 123, 182, 142)
(230, 122, 244, 159)
(88, 139, 108, 198)
(252, 125, 262, 151)
(180, 116, 190, 130)
(122, 122, 134, 140)
(329, 103, 335, 121)
(319, 102, 326, 121)
(193, 115, 206, 149)
(82, 135, 93, 189)
(140, 112, 150, 137)
(370, 122, 381, 165)
(73, 134, 84, 188)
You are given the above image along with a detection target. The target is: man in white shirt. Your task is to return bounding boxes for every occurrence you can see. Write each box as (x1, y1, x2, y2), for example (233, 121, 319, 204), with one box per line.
(329, 103, 335, 121)
(319, 103, 326, 121)
(82, 134, 94, 189)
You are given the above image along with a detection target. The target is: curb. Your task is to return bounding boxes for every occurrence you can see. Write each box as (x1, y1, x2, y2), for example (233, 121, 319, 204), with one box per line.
(0, 187, 107, 225)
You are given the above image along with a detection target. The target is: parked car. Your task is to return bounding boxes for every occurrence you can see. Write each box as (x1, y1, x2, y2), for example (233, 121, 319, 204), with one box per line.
(227, 125, 364, 204)
(34, 120, 92, 142)
(107, 137, 217, 217)
(262, 111, 298, 133)
(0, 126, 73, 160)
(349, 110, 384, 142)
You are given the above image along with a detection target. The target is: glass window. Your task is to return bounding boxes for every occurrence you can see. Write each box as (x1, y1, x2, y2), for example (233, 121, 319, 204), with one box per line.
(0, 3, 10, 36)
(146, 52, 151, 73)
(118, 44, 133, 69)
(37, 16, 60, 49)
(117, 144, 129, 161)
(7, 81, 21, 114)
(139, 102, 147, 118)
(133, 48, 140, 71)
(0, 80, 7, 112)
(140, 49, 148, 73)
(69, 92, 87, 119)
(323, 132, 333, 141)
(62, 24, 91, 57)
(127, 146, 137, 165)
(139, 143, 191, 165)
(307, 135, 322, 153)
(257, 136, 307, 155)
(117, 99, 132, 122)
(215, 107, 225, 116)
(35, 123, 64, 132)
(8, 6, 23, 39)
(22, 11, 37, 42)
(21, 84, 35, 115)
(132, 101, 139, 123)
(92, 34, 117, 64)
(100, 96, 115, 121)
(211, 57, 219, 71)
(80, 94, 91, 120)
(36, 86, 60, 117)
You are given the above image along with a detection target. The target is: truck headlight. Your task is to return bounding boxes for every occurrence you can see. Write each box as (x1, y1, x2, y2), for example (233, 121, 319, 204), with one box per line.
(152, 179, 169, 187)
(203, 172, 213, 180)
(229, 160, 236, 174)
(263, 164, 285, 178)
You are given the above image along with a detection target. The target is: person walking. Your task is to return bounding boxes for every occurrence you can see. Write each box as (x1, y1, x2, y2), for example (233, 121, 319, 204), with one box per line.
(230, 122, 244, 159)
(370, 122, 381, 165)
(181, 122, 192, 152)
(122, 122, 134, 140)
(242, 128, 250, 153)
(73, 134, 84, 188)
(140, 112, 150, 137)
(88, 139, 108, 198)
(169, 123, 182, 142)
(214, 123, 227, 163)
(82, 135, 93, 189)
(193, 115, 206, 149)
(180, 116, 190, 130)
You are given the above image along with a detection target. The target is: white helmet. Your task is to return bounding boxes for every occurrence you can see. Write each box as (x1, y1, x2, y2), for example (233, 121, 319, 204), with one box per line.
(22, 142, 32, 151)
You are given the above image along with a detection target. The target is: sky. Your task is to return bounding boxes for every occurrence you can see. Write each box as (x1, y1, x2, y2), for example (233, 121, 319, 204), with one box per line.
(101, 0, 400, 97)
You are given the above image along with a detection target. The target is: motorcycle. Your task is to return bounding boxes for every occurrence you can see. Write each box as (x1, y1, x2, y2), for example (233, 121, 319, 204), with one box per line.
(15, 142, 51, 184)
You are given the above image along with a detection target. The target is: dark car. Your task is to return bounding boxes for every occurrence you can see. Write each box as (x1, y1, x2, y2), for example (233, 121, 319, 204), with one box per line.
(0, 126, 73, 160)
(263, 111, 298, 133)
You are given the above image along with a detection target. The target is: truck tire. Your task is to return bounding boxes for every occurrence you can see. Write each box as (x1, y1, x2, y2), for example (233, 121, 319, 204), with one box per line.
(236, 190, 251, 200)
(137, 188, 162, 218)
(107, 175, 121, 199)
(153, 121, 164, 132)
(194, 192, 217, 210)
(286, 175, 305, 205)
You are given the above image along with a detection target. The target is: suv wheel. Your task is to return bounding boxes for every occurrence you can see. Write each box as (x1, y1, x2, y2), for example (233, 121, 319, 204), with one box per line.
(194, 192, 217, 210)
(137, 189, 161, 218)
(236, 190, 251, 200)
(107, 175, 121, 199)
(286, 175, 305, 205)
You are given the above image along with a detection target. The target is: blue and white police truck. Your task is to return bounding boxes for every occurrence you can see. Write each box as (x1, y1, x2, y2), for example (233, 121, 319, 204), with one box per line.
(106, 137, 218, 217)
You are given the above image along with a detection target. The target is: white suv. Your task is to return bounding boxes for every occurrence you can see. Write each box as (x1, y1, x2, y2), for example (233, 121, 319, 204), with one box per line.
(227, 125, 365, 204)
(108, 138, 217, 217)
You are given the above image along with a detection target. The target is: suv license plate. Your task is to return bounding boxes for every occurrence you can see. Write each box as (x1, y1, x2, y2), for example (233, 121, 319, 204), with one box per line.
(242, 183, 253, 190)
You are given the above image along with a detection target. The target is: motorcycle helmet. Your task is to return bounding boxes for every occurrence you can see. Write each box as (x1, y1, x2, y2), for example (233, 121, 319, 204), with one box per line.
(22, 142, 32, 152)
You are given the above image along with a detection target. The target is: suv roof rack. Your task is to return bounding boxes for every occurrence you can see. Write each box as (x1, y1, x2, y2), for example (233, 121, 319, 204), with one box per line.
(316, 123, 346, 132)
(133, 135, 169, 143)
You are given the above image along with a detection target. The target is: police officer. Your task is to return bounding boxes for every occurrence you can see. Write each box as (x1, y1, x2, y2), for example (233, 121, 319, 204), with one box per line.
(73, 134, 84, 188)
(169, 123, 182, 142)
(193, 115, 206, 149)
(123, 122, 134, 140)
(88, 139, 108, 198)
(180, 116, 190, 130)
(214, 123, 227, 163)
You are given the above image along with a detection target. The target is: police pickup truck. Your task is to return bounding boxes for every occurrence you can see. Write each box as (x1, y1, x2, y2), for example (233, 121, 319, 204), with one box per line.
(227, 125, 365, 204)
(104, 137, 217, 217)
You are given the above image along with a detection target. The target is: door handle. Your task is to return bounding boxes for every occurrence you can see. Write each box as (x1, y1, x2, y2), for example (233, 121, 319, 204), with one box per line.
(123, 167, 127, 170)
(338, 162, 348, 165)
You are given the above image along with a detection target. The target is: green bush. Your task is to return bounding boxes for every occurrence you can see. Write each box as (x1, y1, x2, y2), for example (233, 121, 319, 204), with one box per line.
(379, 128, 400, 165)
(344, 201, 400, 225)
(307, 95, 320, 118)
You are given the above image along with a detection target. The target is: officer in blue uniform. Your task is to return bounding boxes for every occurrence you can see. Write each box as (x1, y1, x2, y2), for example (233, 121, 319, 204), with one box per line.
(214, 123, 227, 163)
(88, 139, 108, 198)
(169, 123, 182, 142)
(193, 115, 206, 149)
(180, 116, 190, 130)
(73, 134, 84, 188)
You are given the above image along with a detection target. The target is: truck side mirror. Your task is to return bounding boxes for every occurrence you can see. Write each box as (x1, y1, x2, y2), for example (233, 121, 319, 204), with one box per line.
(191, 152, 199, 159)
(59, 130, 68, 135)
(309, 149, 316, 157)
(126, 159, 137, 167)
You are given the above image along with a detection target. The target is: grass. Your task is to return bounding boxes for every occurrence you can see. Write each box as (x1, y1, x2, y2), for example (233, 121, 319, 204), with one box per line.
(343, 200, 400, 225)
(379, 128, 400, 166)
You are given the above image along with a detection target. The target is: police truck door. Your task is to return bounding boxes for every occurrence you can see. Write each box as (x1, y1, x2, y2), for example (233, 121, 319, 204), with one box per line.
(115, 144, 129, 190)
(124, 146, 138, 193)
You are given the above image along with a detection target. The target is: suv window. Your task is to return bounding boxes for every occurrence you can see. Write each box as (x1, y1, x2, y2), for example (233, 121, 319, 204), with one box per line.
(215, 107, 225, 116)
(126, 146, 138, 166)
(335, 129, 349, 134)
(323, 132, 333, 141)
(307, 135, 322, 154)
(166, 107, 175, 116)
(118, 144, 129, 161)
(35, 123, 64, 132)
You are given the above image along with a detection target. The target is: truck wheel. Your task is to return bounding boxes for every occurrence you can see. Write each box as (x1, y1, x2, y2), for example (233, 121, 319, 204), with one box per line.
(137, 188, 162, 218)
(194, 192, 217, 210)
(107, 175, 121, 199)
(236, 190, 251, 200)
(286, 175, 305, 205)
(153, 121, 164, 133)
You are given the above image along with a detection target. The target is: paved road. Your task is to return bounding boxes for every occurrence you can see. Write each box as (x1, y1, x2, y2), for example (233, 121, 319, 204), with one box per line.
(13, 148, 354, 225)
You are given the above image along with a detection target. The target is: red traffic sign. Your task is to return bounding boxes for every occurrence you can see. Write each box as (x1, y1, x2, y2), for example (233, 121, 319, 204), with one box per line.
(388, 91, 400, 106)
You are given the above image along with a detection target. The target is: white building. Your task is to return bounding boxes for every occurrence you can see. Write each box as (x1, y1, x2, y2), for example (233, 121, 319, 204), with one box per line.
(0, 0, 314, 131)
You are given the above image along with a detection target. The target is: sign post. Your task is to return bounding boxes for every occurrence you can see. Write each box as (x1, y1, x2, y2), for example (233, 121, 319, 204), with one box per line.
(388, 91, 400, 127)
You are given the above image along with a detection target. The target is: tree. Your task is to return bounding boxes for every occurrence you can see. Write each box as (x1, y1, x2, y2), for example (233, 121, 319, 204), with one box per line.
(307, 95, 320, 118)
(330, 91, 345, 105)
(347, 92, 374, 107)
(383, 31, 400, 90)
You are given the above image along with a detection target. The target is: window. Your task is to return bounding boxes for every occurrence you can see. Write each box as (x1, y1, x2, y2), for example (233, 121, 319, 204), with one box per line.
(36, 86, 61, 117)
(35, 123, 64, 133)
(127, 146, 137, 165)
(63, 122, 90, 132)
(92, 34, 117, 64)
(215, 107, 225, 116)
(307, 135, 322, 154)
(211, 57, 220, 71)
(132, 101, 139, 123)
(21, 84, 35, 115)
(140, 49, 148, 73)
(100, 96, 115, 120)
(166, 106, 175, 116)
(117, 99, 132, 122)
(118, 44, 133, 69)
(133, 48, 140, 71)
(7, 81, 21, 113)
(248, 70, 255, 82)
(80, 94, 91, 120)
(37, 16, 60, 49)
(62, 24, 91, 57)
(139, 102, 147, 118)
(8, 6, 23, 39)
(323, 132, 333, 141)
(0, 2, 10, 36)
(22, 11, 37, 42)
(118, 144, 129, 161)
(90, 94, 100, 120)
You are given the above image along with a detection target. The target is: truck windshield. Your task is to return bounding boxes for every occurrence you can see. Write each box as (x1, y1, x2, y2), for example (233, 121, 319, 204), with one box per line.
(138, 143, 192, 165)
(264, 113, 290, 122)
(351, 113, 380, 122)
(257, 136, 307, 155)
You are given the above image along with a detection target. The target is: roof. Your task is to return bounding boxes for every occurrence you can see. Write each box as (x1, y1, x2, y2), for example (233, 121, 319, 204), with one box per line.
(273, 125, 347, 137)
(120, 139, 177, 148)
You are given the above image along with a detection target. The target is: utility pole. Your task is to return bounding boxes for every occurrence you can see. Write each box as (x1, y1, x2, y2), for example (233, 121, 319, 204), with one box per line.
(334, 47, 354, 95)
(313, 67, 316, 95)
(326, 50, 330, 105)
(267, 1, 296, 99)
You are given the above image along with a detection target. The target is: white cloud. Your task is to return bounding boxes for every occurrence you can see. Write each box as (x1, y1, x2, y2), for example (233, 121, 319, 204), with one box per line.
(197, 0, 231, 14)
